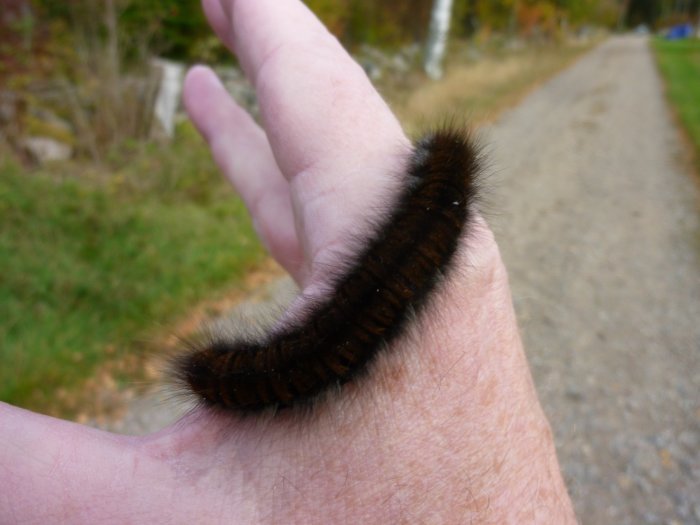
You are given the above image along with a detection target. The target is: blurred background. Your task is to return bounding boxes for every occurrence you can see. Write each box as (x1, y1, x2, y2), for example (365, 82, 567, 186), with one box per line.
(1, 1, 699, 523)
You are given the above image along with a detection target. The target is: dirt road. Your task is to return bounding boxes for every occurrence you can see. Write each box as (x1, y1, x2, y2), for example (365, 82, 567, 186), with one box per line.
(485, 35, 700, 524)
(105, 35, 700, 524)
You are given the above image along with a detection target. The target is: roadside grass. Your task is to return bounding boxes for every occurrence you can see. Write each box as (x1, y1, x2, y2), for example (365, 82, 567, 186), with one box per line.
(652, 38, 700, 169)
(0, 124, 265, 414)
(392, 40, 597, 132)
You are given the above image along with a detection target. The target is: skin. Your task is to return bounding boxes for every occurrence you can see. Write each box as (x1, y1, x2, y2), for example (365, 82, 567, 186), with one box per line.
(0, 1, 577, 523)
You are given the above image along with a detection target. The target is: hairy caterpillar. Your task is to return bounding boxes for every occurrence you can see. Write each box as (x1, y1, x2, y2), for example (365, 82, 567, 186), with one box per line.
(173, 128, 482, 412)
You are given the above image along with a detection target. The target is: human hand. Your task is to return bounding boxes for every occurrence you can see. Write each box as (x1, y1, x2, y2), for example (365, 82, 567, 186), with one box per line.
(0, 1, 575, 523)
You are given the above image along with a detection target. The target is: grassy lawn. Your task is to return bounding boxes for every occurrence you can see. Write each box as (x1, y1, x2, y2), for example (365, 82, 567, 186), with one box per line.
(652, 38, 700, 167)
(0, 125, 265, 414)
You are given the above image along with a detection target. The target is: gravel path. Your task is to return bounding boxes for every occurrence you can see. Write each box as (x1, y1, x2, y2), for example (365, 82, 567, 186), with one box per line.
(485, 35, 700, 524)
(104, 35, 700, 524)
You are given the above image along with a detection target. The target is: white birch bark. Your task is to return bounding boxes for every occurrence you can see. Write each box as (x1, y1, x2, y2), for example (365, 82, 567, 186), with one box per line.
(424, 0, 454, 80)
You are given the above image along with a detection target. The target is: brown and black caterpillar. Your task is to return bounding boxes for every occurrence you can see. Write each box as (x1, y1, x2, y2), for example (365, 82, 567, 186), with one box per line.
(173, 128, 482, 412)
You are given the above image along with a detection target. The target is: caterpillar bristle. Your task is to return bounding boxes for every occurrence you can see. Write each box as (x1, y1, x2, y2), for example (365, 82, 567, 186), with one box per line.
(171, 126, 483, 413)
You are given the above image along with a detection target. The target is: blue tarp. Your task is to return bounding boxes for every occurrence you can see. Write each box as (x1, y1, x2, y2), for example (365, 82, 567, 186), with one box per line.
(666, 24, 694, 40)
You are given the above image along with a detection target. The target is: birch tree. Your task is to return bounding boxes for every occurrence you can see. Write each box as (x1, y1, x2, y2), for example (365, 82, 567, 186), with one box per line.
(424, 0, 454, 79)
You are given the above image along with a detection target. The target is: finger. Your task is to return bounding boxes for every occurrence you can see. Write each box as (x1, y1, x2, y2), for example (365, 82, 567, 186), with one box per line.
(213, 0, 411, 282)
(183, 65, 304, 279)
(218, 0, 408, 174)
(201, 0, 235, 52)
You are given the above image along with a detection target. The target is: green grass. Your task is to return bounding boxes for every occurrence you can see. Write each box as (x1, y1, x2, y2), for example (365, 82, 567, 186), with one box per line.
(652, 38, 700, 166)
(0, 124, 265, 413)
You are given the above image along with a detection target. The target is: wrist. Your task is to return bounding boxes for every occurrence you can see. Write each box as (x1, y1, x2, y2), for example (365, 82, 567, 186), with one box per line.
(270, 222, 576, 523)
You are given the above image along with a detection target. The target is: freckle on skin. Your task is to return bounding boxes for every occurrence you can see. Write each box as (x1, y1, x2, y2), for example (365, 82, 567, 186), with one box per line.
(380, 354, 409, 393)
(478, 377, 498, 407)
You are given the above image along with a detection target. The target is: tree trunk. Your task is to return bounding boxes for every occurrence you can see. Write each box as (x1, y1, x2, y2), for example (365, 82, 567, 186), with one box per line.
(424, 0, 454, 80)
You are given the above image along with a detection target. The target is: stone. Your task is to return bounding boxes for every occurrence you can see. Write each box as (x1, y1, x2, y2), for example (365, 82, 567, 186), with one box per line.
(22, 136, 72, 163)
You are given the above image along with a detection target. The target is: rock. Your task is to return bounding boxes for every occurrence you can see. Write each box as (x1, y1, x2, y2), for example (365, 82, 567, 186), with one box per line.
(22, 136, 72, 163)
(356, 44, 420, 78)
(391, 53, 410, 73)
(359, 60, 382, 81)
